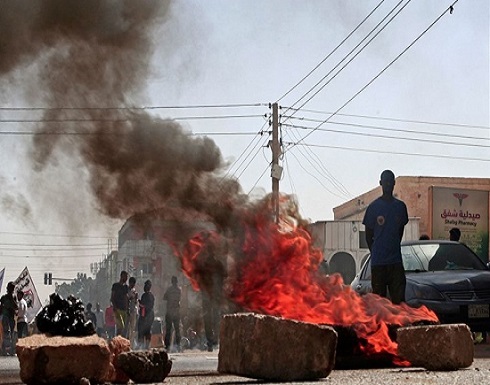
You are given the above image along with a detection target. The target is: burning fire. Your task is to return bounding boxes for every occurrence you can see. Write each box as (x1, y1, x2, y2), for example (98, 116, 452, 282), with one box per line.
(180, 197, 439, 364)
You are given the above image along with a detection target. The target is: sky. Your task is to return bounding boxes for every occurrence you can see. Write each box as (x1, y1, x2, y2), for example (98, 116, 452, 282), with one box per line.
(0, 0, 488, 303)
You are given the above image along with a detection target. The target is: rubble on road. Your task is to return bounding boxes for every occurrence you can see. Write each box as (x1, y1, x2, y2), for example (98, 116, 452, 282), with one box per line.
(108, 336, 131, 383)
(218, 312, 337, 381)
(397, 323, 474, 370)
(16, 334, 111, 385)
(117, 349, 172, 383)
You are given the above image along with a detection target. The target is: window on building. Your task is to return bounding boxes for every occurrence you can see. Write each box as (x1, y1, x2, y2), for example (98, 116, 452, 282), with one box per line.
(359, 231, 369, 249)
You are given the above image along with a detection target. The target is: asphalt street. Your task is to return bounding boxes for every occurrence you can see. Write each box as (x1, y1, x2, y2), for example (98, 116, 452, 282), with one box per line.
(1, 345, 490, 384)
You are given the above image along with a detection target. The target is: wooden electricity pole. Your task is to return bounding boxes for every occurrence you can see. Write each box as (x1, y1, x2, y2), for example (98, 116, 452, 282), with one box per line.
(271, 102, 281, 223)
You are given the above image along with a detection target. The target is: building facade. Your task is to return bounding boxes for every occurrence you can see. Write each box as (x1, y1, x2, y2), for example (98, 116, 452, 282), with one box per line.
(311, 176, 490, 284)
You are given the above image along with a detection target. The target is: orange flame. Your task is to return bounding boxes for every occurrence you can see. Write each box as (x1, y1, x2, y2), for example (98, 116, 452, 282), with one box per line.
(180, 206, 439, 364)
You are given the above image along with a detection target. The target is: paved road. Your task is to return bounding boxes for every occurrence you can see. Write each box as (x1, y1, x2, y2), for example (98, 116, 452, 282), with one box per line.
(2, 345, 490, 384)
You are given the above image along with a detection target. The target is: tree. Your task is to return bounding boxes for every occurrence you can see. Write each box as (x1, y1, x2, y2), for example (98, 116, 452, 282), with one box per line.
(55, 273, 95, 305)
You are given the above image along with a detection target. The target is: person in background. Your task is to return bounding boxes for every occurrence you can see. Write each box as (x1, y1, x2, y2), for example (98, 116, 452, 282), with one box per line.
(449, 227, 461, 242)
(127, 276, 139, 348)
(16, 291, 28, 339)
(138, 280, 155, 349)
(0, 282, 18, 355)
(199, 236, 226, 352)
(163, 276, 181, 352)
(419, 234, 430, 240)
(105, 304, 116, 340)
(363, 170, 409, 305)
(94, 303, 105, 338)
(85, 303, 97, 328)
(111, 270, 129, 336)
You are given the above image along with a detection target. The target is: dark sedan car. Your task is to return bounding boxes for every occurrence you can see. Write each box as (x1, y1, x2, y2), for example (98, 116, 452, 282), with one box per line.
(351, 240, 490, 331)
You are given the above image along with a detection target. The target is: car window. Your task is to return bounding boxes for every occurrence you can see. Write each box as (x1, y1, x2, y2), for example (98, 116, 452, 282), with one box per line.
(359, 243, 485, 276)
(401, 246, 424, 271)
(360, 257, 371, 280)
(413, 243, 487, 271)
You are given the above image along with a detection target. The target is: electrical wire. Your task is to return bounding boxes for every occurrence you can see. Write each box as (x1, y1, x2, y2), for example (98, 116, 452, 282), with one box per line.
(218, 119, 270, 184)
(0, 114, 265, 124)
(283, 0, 411, 121)
(0, 231, 114, 239)
(247, 163, 272, 195)
(287, 149, 350, 200)
(276, 0, 386, 102)
(287, 0, 460, 151)
(235, 135, 271, 181)
(282, 126, 351, 198)
(282, 123, 490, 149)
(283, 107, 490, 131)
(0, 103, 268, 111)
(282, 116, 490, 141)
(288, 141, 488, 162)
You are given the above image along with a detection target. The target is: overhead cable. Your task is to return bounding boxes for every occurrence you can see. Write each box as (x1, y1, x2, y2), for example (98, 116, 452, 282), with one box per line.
(276, 0, 386, 102)
(283, 0, 410, 121)
(283, 107, 490, 131)
(283, 117, 490, 142)
(287, 0, 460, 152)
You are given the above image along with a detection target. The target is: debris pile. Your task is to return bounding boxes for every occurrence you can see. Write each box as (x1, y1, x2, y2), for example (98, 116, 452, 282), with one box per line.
(16, 334, 111, 385)
(36, 293, 95, 336)
(397, 323, 474, 370)
(117, 349, 173, 383)
(218, 313, 337, 381)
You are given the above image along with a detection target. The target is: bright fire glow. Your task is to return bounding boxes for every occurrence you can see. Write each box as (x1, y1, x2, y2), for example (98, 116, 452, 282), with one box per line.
(180, 207, 439, 364)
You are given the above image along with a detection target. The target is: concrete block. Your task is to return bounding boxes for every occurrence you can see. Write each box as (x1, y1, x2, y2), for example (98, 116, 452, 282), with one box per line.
(218, 312, 337, 381)
(397, 323, 474, 370)
(16, 334, 111, 385)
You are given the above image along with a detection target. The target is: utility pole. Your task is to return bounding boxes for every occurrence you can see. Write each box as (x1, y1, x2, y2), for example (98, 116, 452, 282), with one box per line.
(270, 102, 282, 223)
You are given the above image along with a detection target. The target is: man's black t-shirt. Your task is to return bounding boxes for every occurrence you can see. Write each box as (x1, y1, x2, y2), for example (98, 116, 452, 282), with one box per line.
(111, 282, 129, 311)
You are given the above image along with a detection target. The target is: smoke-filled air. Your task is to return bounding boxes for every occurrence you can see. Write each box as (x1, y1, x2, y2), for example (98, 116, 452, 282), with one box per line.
(0, 0, 439, 363)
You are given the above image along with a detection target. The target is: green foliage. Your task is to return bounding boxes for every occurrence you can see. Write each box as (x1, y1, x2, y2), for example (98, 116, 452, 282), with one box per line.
(55, 273, 95, 306)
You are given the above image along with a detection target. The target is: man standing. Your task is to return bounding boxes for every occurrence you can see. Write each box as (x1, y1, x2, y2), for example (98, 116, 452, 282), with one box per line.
(111, 271, 129, 336)
(127, 277, 138, 348)
(199, 237, 225, 352)
(363, 170, 408, 304)
(0, 282, 18, 355)
(16, 291, 28, 339)
(163, 276, 181, 352)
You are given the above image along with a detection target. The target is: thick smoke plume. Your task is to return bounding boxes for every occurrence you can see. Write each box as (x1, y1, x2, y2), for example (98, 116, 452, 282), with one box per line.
(0, 0, 248, 236)
(1, 2, 439, 363)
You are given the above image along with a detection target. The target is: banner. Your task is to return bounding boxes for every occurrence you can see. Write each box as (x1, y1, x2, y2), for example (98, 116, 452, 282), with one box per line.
(0, 267, 4, 293)
(14, 267, 43, 323)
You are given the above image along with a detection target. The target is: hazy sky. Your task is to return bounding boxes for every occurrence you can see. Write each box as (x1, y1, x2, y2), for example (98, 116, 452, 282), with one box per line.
(0, 0, 488, 302)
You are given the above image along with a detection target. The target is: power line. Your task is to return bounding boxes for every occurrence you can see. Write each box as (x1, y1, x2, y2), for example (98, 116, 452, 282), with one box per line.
(247, 163, 272, 195)
(0, 242, 108, 247)
(276, 0, 386, 102)
(0, 103, 267, 111)
(283, 116, 489, 141)
(0, 114, 265, 124)
(288, 141, 489, 162)
(0, 231, 114, 239)
(287, 0, 460, 151)
(282, 107, 490, 131)
(282, 123, 490, 149)
(1, 254, 106, 259)
(281, 127, 351, 198)
(218, 119, 270, 184)
(287, 150, 350, 200)
(235, 136, 271, 181)
(282, 0, 410, 119)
